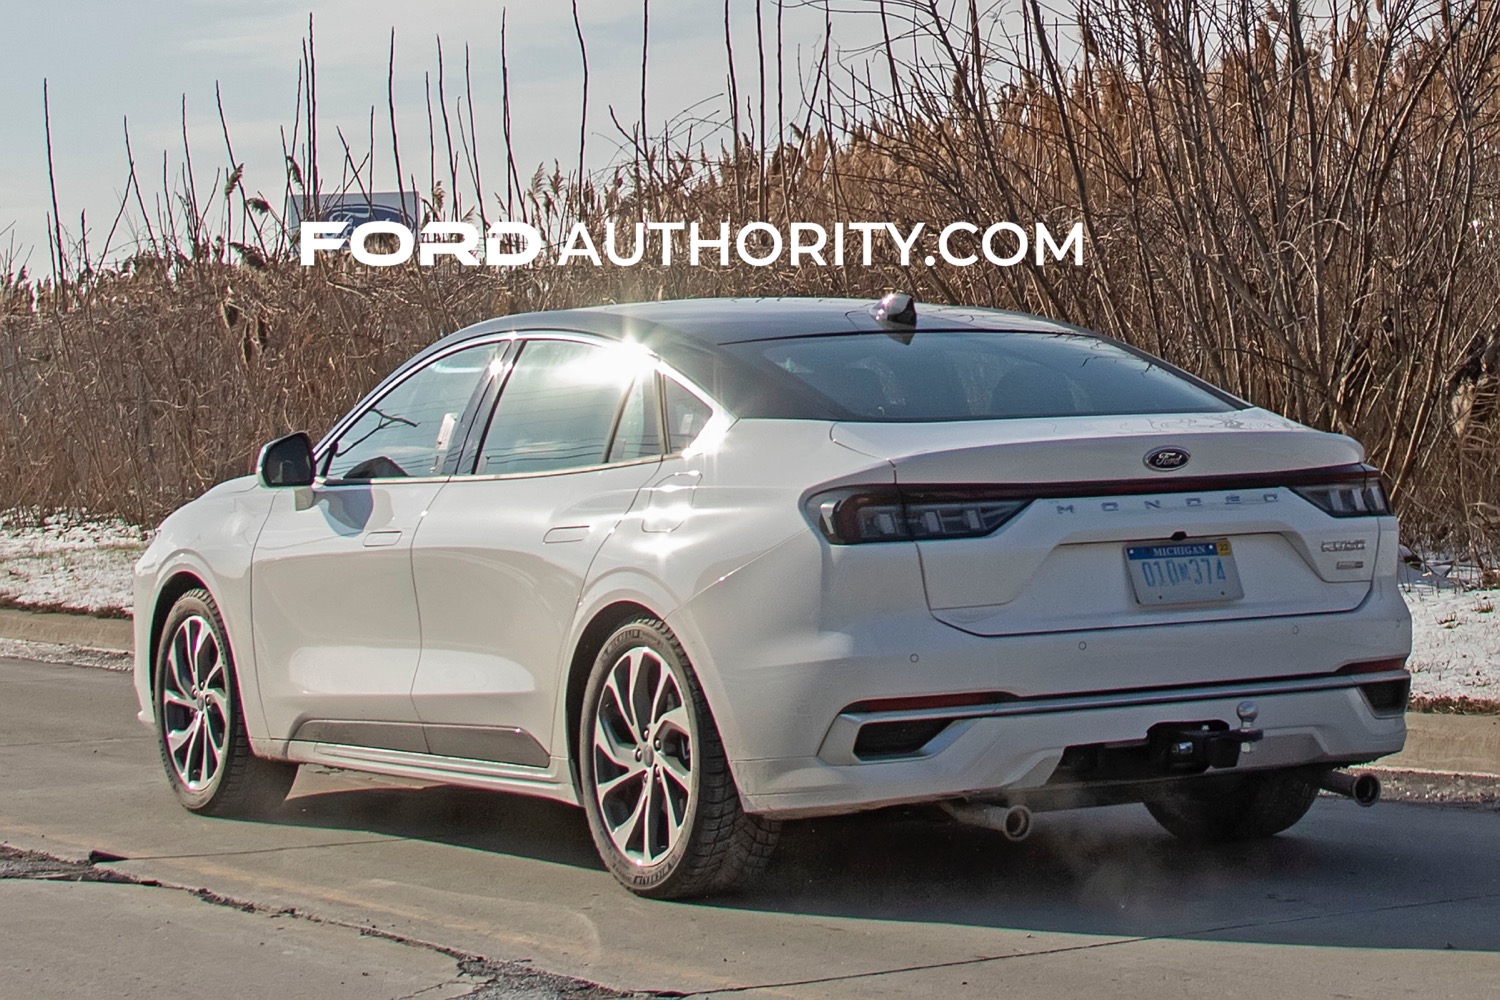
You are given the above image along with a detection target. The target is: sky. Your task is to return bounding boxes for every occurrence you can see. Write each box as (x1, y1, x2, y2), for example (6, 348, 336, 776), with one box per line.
(0, 1, 924, 275)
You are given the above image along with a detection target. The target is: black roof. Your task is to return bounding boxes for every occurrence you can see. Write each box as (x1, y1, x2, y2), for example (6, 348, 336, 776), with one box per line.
(435, 296, 1075, 354)
(383, 296, 1103, 422)
(337, 296, 1241, 431)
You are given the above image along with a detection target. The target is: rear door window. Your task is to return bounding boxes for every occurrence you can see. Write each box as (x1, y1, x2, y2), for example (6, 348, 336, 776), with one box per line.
(608, 372, 664, 463)
(475, 340, 655, 475)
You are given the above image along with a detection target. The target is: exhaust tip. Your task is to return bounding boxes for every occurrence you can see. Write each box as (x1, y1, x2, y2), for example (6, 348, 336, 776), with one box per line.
(940, 801, 1034, 841)
(1351, 773, 1381, 807)
(1001, 804, 1032, 841)
(1317, 768, 1382, 806)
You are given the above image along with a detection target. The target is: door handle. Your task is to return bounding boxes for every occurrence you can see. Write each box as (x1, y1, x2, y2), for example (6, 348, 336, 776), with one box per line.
(363, 530, 403, 548)
(543, 525, 590, 544)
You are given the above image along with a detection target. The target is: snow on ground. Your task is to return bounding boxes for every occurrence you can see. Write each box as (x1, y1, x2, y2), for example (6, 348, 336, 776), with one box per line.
(0, 511, 1496, 706)
(0, 512, 144, 617)
(1401, 584, 1500, 706)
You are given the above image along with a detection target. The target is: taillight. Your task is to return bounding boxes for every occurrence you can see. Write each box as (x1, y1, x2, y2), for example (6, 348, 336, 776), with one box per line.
(807, 487, 1030, 544)
(1291, 468, 1391, 517)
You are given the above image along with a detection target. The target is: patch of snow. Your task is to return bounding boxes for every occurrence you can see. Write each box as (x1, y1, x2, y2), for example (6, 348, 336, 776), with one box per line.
(1401, 584, 1500, 705)
(0, 513, 1496, 706)
(0, 511, 145, 617)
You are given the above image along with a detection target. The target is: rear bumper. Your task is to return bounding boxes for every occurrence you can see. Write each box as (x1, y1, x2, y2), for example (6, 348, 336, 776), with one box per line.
(736, 681, 1405, 818)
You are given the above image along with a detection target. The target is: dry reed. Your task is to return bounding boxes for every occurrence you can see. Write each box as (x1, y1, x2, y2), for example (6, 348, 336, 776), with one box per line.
(2, 0, 1498, 573)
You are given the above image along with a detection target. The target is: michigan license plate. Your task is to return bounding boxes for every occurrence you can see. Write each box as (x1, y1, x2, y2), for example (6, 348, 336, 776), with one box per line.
(1125, 539, 1243, 606)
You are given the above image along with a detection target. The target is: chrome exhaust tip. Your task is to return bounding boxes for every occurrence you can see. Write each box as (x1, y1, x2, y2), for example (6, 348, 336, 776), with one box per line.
(1318, 769, 1381, 807)
(1000, 804, 1032, 841)
(941, 801, 1034, 841)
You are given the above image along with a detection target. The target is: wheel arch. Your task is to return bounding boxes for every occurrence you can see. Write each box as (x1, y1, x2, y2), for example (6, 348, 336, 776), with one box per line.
(563, 600, 659, 795)
(148, 571, 212, 696)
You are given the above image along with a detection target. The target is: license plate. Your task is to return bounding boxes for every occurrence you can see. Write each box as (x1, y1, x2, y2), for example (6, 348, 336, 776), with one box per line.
(1125, 539, 1243, 606)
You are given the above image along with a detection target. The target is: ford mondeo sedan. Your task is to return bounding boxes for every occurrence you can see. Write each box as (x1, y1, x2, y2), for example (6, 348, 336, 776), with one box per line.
(133, 295, 1411, 897)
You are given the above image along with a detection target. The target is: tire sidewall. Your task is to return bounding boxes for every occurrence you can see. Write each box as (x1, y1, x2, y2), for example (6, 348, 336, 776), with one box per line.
(1147, 769, 1318, 842)
(154, 590, 238, 811)
(578, 619, 703, 894)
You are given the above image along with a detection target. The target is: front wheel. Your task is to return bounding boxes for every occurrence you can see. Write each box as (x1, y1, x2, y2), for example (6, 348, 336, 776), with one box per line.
(1145, 769, 1320, 843)
(154, 589, 297, 817)
(578, 617, 779, 899)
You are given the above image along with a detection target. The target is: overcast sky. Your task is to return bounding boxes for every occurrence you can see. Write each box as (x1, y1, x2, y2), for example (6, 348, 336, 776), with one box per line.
(0, 1, 926, 274)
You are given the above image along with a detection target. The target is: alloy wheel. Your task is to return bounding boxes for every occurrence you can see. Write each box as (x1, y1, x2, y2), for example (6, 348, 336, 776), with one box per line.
(590, 645, 696, 866)
(159, 614, 231, 792)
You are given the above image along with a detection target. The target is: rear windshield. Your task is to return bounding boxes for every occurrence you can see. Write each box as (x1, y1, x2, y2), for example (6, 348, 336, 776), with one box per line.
(711, 330, 1239, 421)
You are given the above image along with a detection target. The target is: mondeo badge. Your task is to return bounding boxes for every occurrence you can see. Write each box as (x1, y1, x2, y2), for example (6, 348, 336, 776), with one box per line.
(1144, 446, 1190, 471)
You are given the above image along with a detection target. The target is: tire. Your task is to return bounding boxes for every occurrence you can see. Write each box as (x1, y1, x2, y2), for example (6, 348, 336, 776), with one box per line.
(578, 617, 779, 899)
(153, 589, 297, 817)
(1145, 769, 1320, 844)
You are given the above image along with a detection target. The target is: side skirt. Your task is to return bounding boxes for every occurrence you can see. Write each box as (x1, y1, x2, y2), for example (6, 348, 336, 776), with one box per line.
(284, 740, 579, 806)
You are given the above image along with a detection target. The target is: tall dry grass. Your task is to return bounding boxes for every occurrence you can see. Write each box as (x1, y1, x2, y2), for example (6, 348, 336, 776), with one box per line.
(3, 0, 1499, 570)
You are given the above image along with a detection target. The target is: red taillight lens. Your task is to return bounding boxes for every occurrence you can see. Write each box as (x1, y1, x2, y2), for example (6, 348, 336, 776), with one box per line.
(807, 487, 1030, 544)
(1291, 468, 1392, 517)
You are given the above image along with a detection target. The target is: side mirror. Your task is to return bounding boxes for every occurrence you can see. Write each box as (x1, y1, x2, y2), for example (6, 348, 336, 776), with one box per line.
(256, 432, 315, 488)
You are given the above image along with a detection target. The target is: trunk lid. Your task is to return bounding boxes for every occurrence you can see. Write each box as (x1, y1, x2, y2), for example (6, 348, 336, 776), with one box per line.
(830, 410, 1383, 637)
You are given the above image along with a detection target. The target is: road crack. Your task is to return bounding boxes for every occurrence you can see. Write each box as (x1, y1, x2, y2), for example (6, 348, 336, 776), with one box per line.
(0, 844, 667, 999)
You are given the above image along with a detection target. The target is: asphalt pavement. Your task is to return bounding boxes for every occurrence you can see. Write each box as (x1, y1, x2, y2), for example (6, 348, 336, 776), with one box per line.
(2, 654, 1498, 999)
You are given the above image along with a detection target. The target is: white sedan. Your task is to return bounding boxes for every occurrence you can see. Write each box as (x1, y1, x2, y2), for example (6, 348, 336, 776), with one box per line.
(133, 295, 1411, 897)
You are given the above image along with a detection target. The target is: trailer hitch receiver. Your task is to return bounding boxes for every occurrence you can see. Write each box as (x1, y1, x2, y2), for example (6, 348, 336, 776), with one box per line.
(1148, 719, 1263, 773)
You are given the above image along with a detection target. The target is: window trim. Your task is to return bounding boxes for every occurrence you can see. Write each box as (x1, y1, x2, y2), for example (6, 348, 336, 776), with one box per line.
(310, 329, 731, 487)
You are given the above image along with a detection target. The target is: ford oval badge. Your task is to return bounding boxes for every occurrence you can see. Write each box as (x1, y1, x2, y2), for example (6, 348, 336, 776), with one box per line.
(1145, 447, 1190, 471)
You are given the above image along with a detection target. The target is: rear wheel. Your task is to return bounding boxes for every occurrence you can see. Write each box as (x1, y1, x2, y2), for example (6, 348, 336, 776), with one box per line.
(578, 617, 779, 898)
(1145, 769, 1319, 843)
(154, 589, 297, 817)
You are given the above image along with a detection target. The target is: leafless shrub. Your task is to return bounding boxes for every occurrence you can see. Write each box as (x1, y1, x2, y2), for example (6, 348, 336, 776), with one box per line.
(3, 0, 1500, 566)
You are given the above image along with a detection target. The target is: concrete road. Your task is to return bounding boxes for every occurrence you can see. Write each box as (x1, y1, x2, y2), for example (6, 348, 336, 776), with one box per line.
(2, 657, 1498, 999)
(0, 878, 473, 1000)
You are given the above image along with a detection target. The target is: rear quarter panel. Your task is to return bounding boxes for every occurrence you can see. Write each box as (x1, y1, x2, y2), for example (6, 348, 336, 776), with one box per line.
(578, 419, 898, 764)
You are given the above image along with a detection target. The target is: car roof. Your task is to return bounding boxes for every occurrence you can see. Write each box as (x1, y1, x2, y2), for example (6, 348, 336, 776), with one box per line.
(430, 296, 1079, 355)
(337, 297, 1235, 437)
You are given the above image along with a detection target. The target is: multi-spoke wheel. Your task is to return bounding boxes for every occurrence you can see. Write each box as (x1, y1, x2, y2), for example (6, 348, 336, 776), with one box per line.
(579, 617, 779, 899)
(160, 613, 231, 792)
(591, 644, 696, 865)
(153, 589, 297, 816)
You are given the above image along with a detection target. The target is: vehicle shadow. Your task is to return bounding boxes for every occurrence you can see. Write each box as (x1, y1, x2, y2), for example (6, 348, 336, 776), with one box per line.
(262, 778, 1500, 952)
(267, 781, 606, 871)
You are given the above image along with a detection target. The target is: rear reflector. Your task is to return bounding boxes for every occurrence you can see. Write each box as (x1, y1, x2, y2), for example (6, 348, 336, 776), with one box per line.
(844, 691, 1015, 714)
